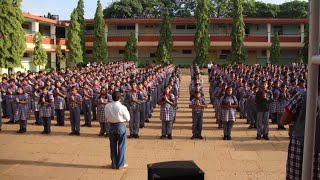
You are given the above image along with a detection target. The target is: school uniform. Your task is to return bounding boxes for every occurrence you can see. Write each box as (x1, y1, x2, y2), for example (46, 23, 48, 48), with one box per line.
(53, 87, 66, 126)
(124, 90, 143, 137)
(6, 85, 17, 123)
(39, 94, 54, 133)
(213, 87, 224, 127)
(255, 89, 273, 139)
(14, 93, 29, 132)
(68, 93, 83, 134)
(96, 93, 113, 135)
(82, 88, 93, 126)
(159, 93, 175, 136)
(139, 88, 148, 128)
(91, 85, 101, 121)
(1, 82, 9, 118)
(245, 89, 257, 127)
(32, 89, 42, 124)
(0, 92, 2, 129)
(190, 97, 206, 138)
(220, 95, 238, 139)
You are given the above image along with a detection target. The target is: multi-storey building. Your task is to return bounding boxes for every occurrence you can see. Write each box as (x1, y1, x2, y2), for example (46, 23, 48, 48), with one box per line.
(3, 12, 307, 73)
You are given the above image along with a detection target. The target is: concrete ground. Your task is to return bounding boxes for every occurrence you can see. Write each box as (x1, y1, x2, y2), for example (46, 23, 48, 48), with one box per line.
(0, 73, 289, 180)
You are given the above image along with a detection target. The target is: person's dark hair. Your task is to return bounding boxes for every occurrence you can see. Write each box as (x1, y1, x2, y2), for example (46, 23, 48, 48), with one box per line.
(112, 91, 121, 101)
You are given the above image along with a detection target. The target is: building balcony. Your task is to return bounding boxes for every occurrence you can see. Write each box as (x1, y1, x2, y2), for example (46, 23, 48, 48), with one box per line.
(26, 35, 54, 44)
(56, 38, 67, 45)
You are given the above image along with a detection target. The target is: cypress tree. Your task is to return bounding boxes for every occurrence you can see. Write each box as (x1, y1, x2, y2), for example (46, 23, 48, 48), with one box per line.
(270, 33, 280, 64)
(93, 0, 108, 63)
(231, 0, 247, 63)
(68, 9, 83, 65)
(56, 45, 66, 69)
(32, 32, 48, 69)
(156, 11, 173, 64)
(76, 0, 86, 61)
(194, 0, 210, 65)
(124, 32, 138, 62)
(0, 0, 26, 68)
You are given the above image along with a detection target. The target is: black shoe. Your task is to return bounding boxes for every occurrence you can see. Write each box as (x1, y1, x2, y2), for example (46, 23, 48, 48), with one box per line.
(54, 124, 61, 126)
(17, 129, 26, 133)
(167, 134, 172, 139)
(128, 134, 134, 138)
(223, 136, 228, 140)
(105, 133, 109, 137)
(99, 133, 104, 136)
(41, 131, 46, 134)
(46, 131, 51, 135)
(218, 125, 222, 129)
(87, 124, 92, 127)
(256, 134, 262, 140)
(6, 121, 14, 124)
(145, 119, 150, 123)
(160, 135, 166, 139)
(248, 125, 254, 129)
(134, 134, 139, 139)
(191, 135, 197, 139)
(139, 125, 144, 128)
(246, 121, 250, 124)
(14, 121, 19, 124)
(69, 132, 76, 135)
(263, 135, 270, 140)
(76, 132, 80, 136)
(280, 126, 286, 130)
(227, 136, 232, 140)
(81, 124, 88, 127)
(198, 135, 204, 139)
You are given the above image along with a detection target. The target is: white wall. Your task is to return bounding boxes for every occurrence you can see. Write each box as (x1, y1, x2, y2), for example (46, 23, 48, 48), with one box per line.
(247, 24, 267, 35)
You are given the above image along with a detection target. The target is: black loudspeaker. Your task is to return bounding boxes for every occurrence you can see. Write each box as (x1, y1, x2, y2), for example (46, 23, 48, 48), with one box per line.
(147, 160, 204, 180)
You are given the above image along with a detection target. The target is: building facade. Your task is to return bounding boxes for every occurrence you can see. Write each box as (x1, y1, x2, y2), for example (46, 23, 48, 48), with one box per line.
(3, 13, 307, 73)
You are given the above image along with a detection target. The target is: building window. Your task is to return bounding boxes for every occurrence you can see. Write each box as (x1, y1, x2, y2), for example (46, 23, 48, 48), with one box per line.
(176, 25, 186, 30)
(261, 50, 267, 56)
(22, 23, 30, 29)
(127, 26, 135, 30)
(221, 50, 230, 54)
(117, 25, 135, 30)
(273, 25, 283, 35)
(86, 26, 94, 31)
(182, 50, 192, 54)
(145, 25, 155, 28)
(23, 53, 30, 57)
(186, 25, 196, 29)
(245, 26, 250, 35)
(150, 53, 156, 58)
(86, 50, 93, 54)
(119, 50, 125, 54)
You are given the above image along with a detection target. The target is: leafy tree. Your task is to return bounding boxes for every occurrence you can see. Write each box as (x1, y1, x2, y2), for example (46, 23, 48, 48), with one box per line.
(56, 45, 66, 69)
(93, 0, 108, 63)
(209, 0, 232, 18)
(32, 32, 48, 69)
(230, 0, 247, 63)
(124, 33, 138, 62)
(156, 11, 173, 64)
(270, 33, 280, 64)
(0, 0, 26, 68)
(103, 0, 143, 18)
(194, 0, 210, 65)
(67, 9, 83, 65)
(278, 0, 308, 18)
(76, 0, 86, 61)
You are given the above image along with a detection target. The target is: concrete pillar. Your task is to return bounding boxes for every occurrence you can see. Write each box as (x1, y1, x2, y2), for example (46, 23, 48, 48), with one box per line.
(50, 52, 56, 70)
(32, 21, 39, 34)
(300, 23, 305, 43)
(267, 23, 271, 43)
(105, 24, 108, 37)
(266, 49, 271, 63)
(135, 23, 139, 41)
(50, 24, 56, 45)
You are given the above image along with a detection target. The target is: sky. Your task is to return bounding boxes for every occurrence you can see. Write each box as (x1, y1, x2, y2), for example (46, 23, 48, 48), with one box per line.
(22, 0, 306, 20)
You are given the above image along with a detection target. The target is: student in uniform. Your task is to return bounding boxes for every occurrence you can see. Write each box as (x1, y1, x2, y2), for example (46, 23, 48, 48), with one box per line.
(39, 87, 54, 134)
(15, 86, 30, 133)
(53, 81, 66, 126)
(189, 91, 207, 139)
(124, 81, 142, 138)
(95, 87, 112, 137)
(220, 87, 238, 140)
(6, 79, 18, 124)
(158, 85, 176, 140)
(0, 91, 2, 131)
(32, 84, 42, 125)
(68, 87, 83, 136)
(81, 82, 93, 127)
(138, 82, 148, 128)
(91, 78, 101, 121)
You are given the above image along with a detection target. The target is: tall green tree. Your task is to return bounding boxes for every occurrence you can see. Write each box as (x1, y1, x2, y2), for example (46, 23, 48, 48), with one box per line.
(32, 32, 48, 69)
(278, 0, 308, 18)
(230, 0, 247, 63)
(0, 0, 26, 68)
(194, 0, 210, 65)
(156, 11, 173, 64)
(209, 0, 232, 18)
(124, 33, 138, 62)
(270, 33, 280, 64)
(68, 9, 83, 65)
(93, 0, 108, 63)
(56, 45, 66, 69)
(76, 0, 86, 61)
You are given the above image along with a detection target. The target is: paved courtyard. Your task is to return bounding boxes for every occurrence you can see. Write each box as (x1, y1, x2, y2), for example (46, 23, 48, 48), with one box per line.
(0, 72, 289, 180)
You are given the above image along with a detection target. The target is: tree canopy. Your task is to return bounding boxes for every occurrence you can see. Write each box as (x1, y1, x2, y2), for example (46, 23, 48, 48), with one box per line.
(103, 0, 308, 18)
(0, 0, 26, 68)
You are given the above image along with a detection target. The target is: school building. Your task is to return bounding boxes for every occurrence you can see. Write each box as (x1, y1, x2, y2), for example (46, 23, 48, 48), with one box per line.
(10, 12, 308, 73)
